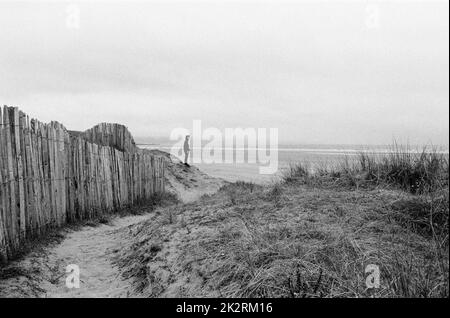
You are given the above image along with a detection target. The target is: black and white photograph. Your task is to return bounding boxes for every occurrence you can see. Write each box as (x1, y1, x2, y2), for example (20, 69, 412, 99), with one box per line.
(0, 0, 448, 303)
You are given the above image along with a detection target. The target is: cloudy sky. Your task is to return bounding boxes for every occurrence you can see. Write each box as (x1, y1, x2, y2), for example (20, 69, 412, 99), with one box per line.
(0, 0, 448, 145)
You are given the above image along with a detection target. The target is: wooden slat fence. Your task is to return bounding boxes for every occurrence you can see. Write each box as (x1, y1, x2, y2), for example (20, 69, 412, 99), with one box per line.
(81, 123, 136, 153)
(0, 106, 165, 262)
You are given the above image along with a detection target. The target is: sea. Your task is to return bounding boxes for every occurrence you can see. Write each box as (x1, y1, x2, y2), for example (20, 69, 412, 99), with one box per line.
(139, 144, 449, 185)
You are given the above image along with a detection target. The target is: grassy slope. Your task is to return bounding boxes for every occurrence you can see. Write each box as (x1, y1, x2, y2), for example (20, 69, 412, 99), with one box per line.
(115, 180, 449, 298)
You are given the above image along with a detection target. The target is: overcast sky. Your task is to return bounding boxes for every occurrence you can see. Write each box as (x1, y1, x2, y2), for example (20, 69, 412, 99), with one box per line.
(0, 0, 448, 145)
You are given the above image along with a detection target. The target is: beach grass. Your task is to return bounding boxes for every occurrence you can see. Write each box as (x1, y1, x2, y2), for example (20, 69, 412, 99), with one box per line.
(116, 147, 449, 298)
(282, 144, 449, 194)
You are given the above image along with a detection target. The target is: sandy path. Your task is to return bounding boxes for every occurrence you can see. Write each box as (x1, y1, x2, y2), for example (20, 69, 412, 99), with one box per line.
(0, 214, 151, 298)
(44, 214, 151, 298)
(41, 178, 218, 298)
(0, 192, 222, 297)
(166, 174, 222, 203)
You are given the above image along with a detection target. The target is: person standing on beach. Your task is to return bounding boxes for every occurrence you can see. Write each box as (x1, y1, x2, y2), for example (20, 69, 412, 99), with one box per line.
(183, 135, 190, 166)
